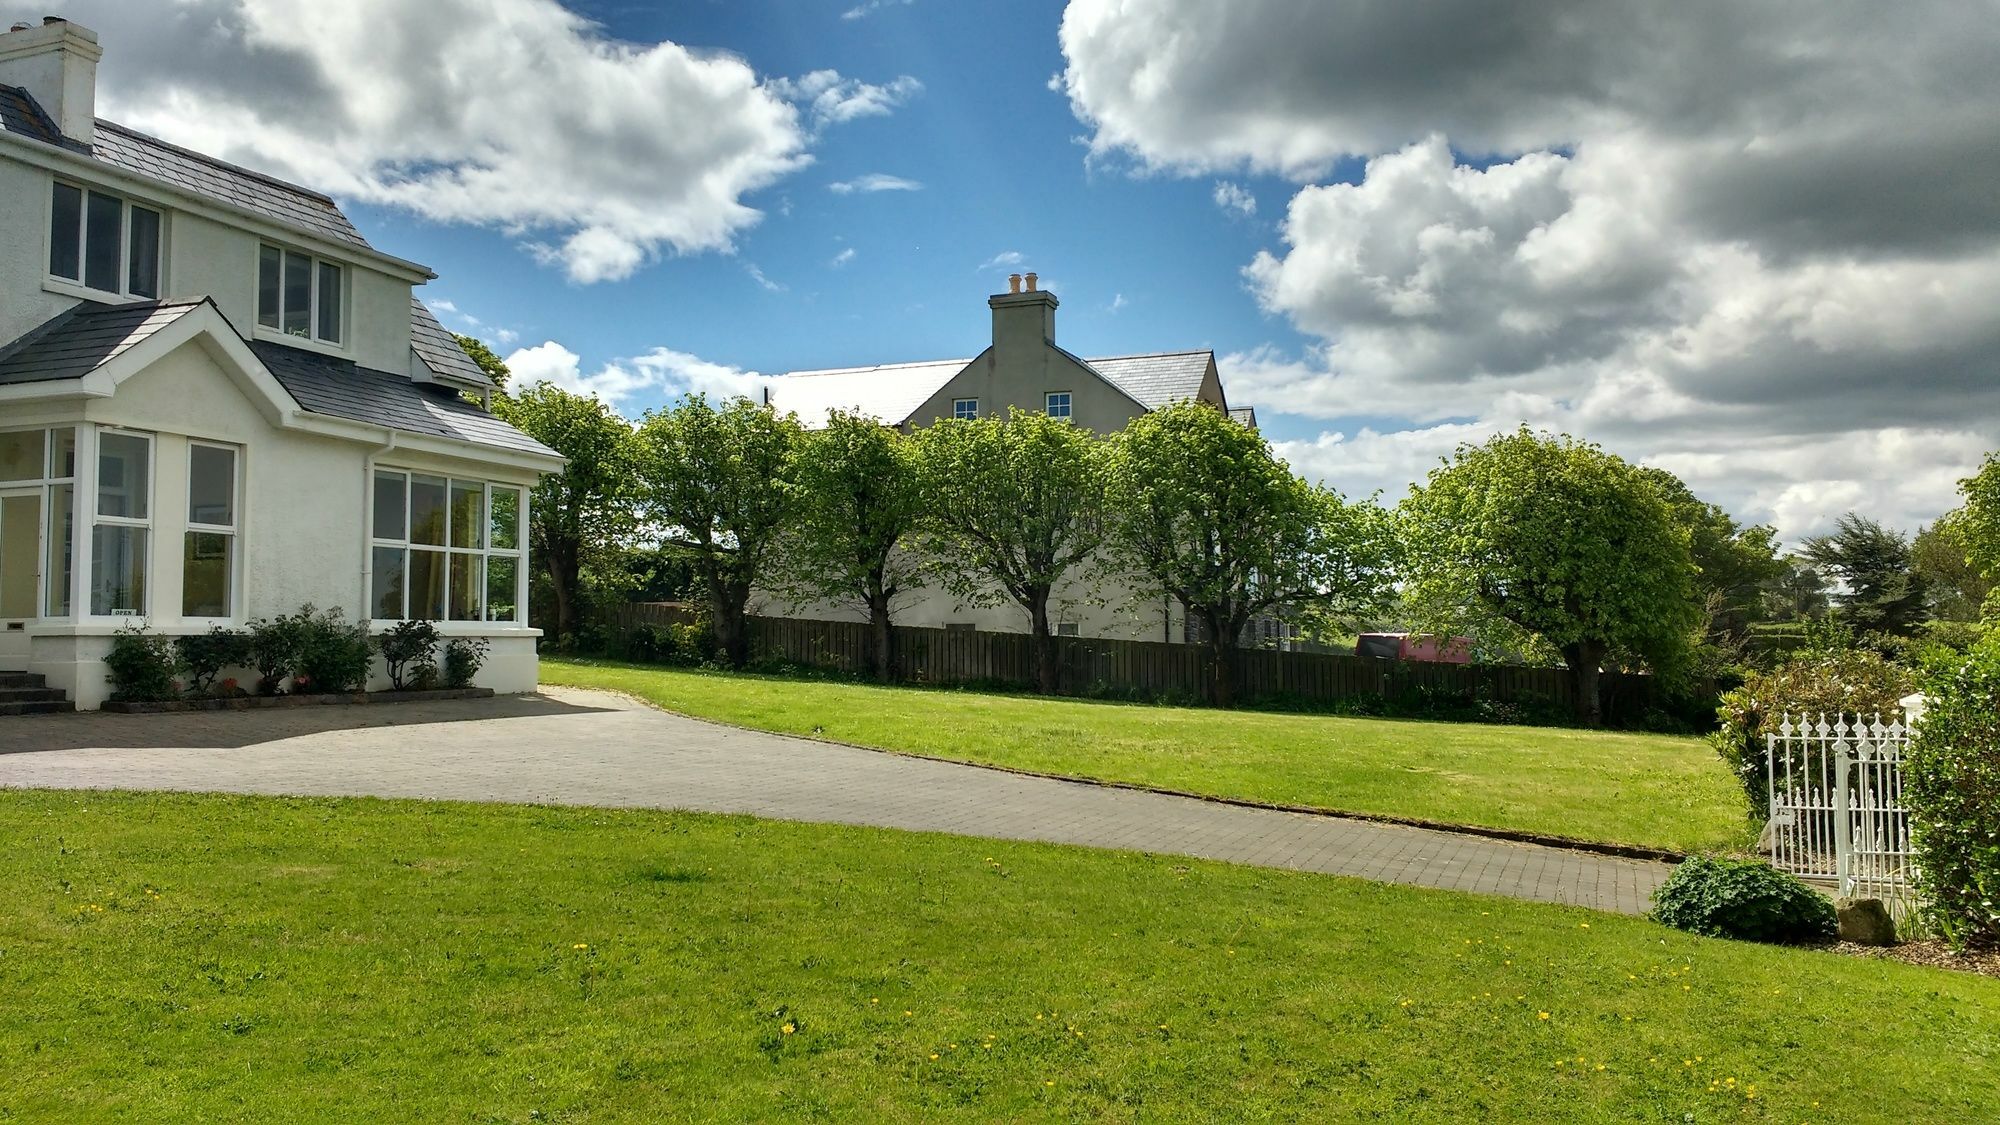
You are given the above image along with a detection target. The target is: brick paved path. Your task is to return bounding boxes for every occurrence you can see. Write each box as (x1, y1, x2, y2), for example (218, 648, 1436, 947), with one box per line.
(0, 688, 1670, 913)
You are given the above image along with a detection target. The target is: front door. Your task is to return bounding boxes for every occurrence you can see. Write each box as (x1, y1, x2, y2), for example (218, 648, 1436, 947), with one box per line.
(0, 488, 42, 670)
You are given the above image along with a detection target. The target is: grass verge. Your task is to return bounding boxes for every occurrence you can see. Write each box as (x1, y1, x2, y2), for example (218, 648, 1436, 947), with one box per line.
(543, 659, 1749, 855)
(2, 790, 1994, 1122)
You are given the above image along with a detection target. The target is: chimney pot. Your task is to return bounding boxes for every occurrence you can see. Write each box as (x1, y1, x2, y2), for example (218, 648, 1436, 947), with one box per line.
(42, 15, 64, 24)
(0, 15, 100, 143)
(1007, 273, 1022, 294)
(8, 22, 31, 32)
(1024, 272, 1038, 292)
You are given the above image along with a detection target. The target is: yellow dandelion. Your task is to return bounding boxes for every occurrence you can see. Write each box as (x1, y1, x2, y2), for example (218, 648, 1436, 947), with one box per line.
(1538, 1011, 1551, 1020)
(1579, 923, 1590, 929)
(929, 1053, 939, 1061)
(905, 1010, 914, 1017)
(871, 998, 879, 1004)
(782, 1023, 796, 1035)
(572, 943, 589, 950)
(1045, 1080, 1055, 1087)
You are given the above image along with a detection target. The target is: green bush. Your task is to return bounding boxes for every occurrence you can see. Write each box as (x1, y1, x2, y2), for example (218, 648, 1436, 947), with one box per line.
(619, 620, 716, 667)
(247, 613, 308, 695)
(1711, 647, 1913, 814)
(376, 620, 440, 690)
(441, 637, 489, 689)
(173, 627, 252, 696)
(1906, 639, 2000, 947)
(291, 605, 373, 694)
(1650, 856, 1837, 945)
(104, 623, 180, 703)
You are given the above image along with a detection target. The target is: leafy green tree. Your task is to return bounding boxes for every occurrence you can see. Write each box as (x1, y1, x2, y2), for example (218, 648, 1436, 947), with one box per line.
(490, 383, 635, 647)
(1398, 428, 1699, 725)
(633, 395, 801, 668)
(775, 411, 925, 683)
(1800, 513, 1927, 640)
(1635, 467, 1783, 640)
(1912, 512, 1992, 623)
(1104, 402, 1397, 707)
(1957, 452, 2000, 618)
(1761, 561, 1831, 623)
(911, 411, 1106, 695)
(454, 333, 511, 389)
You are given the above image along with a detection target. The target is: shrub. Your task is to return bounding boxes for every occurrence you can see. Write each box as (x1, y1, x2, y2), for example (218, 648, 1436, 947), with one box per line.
(441, 636, 489, 689)
(247, 612, 308, 695)
(291, 605, 373, 694)
(1650, 856, 1837, 945)
(1711, 647, 1913, 814)
(1906, 638, 2000, 947)
(376, 619, 440, 690)
(104, 623, 180, 703)
(174, 627, 252, 695)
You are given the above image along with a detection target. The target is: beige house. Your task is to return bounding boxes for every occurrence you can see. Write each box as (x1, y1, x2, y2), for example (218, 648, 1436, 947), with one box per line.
(0, 18, 560, 710)
(759, 274, 1247, 642)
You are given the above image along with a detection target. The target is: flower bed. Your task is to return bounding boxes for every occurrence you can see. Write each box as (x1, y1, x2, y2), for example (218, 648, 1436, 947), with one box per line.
(102, 687, 494, 714)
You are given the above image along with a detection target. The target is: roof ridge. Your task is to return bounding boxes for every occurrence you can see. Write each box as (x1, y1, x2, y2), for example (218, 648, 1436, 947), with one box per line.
(93, 119, 344, 207)
(1085, 348, 1213, 362)
(781, 357, 971, 378)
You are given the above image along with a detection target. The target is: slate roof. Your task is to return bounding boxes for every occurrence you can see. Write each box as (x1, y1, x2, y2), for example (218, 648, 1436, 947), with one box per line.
(1086, 350, 1214, 409)
(410, 297, 493, 388)
(0, 85, 371, 250)
(1229, 406, 1258, 429)
(764, 348, 1218, 425)
(0, 298, 206, 385)
(250, 340, 556, 458)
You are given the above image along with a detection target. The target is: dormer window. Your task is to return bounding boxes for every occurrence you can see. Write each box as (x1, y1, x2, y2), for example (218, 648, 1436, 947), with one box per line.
(48, 181, 161, 299)
(257, 244, 342, 345)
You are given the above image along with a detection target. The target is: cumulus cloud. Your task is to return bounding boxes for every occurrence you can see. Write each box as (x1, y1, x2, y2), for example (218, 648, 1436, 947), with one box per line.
(828, 173, 924, 194)
(505, 341, 767, 410)
(979, 250, 1025, 271)
(1212, 181, 1256, 218)
(425, 297, 517, 346)
(1064, 0, 2000, 539)
(841, 0, 916, 21)
(829, 247, 857, 268)
(24, 0, 929, 283)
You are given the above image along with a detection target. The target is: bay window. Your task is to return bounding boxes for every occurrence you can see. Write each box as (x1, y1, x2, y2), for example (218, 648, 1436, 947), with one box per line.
(48, 181, 162, 298)
(92, 430, 150, 616)
(371, 469, 523, 623)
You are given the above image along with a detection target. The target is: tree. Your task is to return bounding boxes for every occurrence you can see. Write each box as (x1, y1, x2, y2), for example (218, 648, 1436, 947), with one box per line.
(775, 411, 924, 682)
(1800, 513, 1927, 639)
(490, 383, 635, 647)
(454, 333, 511, 389)
(911, 410, 1106, 694)
(1912, 512, 1992, 623)
(1398, 428, 1698, 725)
(1761, 561, 1831, 622)
(633, 394, 801, 668)
(1104, 402, 1397, 706)
(1634, 467, 1784, 640)
(1958, 451, 2000, 618)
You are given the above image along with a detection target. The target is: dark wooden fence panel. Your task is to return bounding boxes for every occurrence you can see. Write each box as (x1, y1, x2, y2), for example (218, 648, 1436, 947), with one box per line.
(603, 603, 1661, 719)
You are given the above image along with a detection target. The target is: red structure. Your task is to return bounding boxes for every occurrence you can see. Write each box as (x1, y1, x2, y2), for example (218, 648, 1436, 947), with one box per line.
(1354, 633, 1473, 664)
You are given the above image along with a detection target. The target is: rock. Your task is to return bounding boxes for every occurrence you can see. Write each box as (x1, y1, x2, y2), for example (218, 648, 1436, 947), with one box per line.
(1836, 897, 1898, 946)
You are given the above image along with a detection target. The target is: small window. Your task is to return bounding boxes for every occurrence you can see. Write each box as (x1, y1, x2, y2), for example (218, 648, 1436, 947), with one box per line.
(953, 398, 979, 420)
(48, 183, 160, 298)
(1056, 622, 1080, 637)
(257, 243, 342, 344)
(1044, 391, 1071, 419)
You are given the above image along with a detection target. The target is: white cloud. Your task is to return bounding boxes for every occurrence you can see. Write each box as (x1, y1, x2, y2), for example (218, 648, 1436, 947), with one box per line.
(1109, 293, 1127, 312)
(1065, 0, 2000, 539)
(22, 0, 939, 283)
(769, 70, 923, 130)
(1212, 181, 1256, 217)
(424, 296, 517, 347)
(744, 263, 785, 292)
(827, 173, 924, 194)
(829, 247, 857, 268)
(504, 341, 767, 411)
(841, 0, 916, 21)
(980, 251, 1025, 271)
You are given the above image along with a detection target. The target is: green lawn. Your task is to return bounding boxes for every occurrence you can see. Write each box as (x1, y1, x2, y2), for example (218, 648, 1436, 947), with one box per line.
(3, 791, 1994, 1122)
(544, 659, 1749, 855)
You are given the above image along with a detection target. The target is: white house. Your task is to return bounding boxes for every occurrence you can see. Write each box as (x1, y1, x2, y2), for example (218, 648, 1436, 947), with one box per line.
(0, 17, 561, 710)
(758, 273, 1245, 642)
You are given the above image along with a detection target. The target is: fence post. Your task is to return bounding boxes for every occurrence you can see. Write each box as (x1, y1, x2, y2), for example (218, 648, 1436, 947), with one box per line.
(1833, 728, 1854, 897)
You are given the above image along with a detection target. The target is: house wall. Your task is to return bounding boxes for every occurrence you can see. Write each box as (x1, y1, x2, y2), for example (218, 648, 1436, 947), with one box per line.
(906, 345, 1150, 432)
(0, 156, 71, 346)
(753, 557, 1181, 643)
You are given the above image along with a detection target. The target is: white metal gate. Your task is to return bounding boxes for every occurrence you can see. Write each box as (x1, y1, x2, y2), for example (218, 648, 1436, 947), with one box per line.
(1764, 713, 1914, 912)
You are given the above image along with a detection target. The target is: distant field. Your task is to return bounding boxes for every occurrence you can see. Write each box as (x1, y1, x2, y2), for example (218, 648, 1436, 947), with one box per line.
(544, 660, 1750, 854)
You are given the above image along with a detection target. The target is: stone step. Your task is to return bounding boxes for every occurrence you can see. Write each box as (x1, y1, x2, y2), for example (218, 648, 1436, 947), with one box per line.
(0, 671, 48, 690)
(0, 686, 66, 704)
(0, 698, 73, 716)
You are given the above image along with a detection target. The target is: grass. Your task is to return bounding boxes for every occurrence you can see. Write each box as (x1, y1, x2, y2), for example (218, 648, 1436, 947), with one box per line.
(3, 790, 1995, 1122)
(543, 659, 1749, 854)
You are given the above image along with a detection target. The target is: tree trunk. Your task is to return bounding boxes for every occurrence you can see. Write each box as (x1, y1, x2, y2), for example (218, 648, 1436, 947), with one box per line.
(866, 585, 895, 684)
(545, 543, 579, 649)
(1027, 588, 1057, 695)
(709, 578, 751, 670)
(1562, 640, 1607, 725)
(1199, 607, 1236, 708)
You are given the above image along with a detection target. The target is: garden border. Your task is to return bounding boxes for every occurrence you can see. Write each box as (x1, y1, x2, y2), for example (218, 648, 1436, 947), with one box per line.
(102, 688, 494, 714)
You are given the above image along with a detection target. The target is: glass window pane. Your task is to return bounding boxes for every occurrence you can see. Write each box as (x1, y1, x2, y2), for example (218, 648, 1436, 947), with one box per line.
(409, 548, 447, 621)
(127, 206, 161, 298)
(49, 428, 76, 479)
(84, 190, 122, 292)
(97, 432, 150, 519)
(46, 483, 73, 617)
(188, 444, 235, 527)
(371, 545, 405, 620)
(489, 486, 520, 550)
(409, 474, 447, 545)
(257, 245, 281, 329)
(182, 531, 231, 618)
(0, 492, 39, 618)
(90, 525, 146, 615)
(449, 481, 484, 549)
(0, 430, 44, 483)
(485, 556, 518, 622)
(48, 182, 82, 279)
(372, 470, 407, 541)
(449, 552, 481, 621)
(282, 251, 312, 336)
(316, 261, 342, 343)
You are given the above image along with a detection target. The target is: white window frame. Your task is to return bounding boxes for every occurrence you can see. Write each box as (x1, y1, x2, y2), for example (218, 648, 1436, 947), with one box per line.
(45, 180, 164, 301)
(953, 398, 979, 420)
(90, 428, 153, 618)
(368, 468, 525, 625)
(1044, 391, 1072, 419)
(257, 243, 345, 347)
(0, 426, 78, 621)
(181, 440, 240, 621)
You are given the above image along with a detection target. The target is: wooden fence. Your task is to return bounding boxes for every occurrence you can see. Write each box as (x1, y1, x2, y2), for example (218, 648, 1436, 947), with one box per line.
(603, 602, 1666, 720)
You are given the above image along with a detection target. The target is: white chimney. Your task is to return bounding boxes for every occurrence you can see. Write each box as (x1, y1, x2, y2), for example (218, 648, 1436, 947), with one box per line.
(0, 17, 101, 145)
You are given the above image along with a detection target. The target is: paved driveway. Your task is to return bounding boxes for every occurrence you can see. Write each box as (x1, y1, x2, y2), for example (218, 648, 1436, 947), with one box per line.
(0, 688, 1670, 914)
